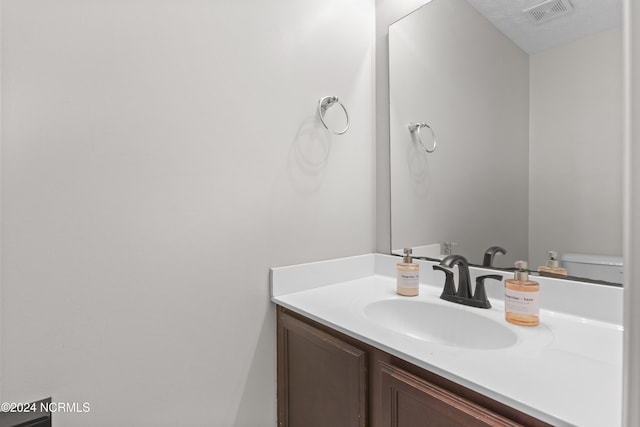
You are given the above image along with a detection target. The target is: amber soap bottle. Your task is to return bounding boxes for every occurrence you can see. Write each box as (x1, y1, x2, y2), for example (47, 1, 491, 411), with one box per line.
(505, 261, 539, 326)
(537, 250, 567, 276)
(397, 248, 419, 296)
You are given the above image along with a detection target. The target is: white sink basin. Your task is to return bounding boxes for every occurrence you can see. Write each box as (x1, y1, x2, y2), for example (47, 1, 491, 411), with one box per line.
(363, 299, 518, 350)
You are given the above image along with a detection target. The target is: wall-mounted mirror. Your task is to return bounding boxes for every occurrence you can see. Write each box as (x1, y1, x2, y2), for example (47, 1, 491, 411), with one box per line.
(389, 0, 623, 284)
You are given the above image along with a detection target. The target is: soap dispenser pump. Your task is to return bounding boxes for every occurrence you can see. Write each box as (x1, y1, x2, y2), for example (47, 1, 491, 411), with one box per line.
(505, 261, 539, 326)
(397, 248, 419, 297)
(537, 251, 567, 276)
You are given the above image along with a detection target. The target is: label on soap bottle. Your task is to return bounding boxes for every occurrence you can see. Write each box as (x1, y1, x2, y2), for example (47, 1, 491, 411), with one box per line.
(504, 288, 539, 315)
(397, 270, 419, 289)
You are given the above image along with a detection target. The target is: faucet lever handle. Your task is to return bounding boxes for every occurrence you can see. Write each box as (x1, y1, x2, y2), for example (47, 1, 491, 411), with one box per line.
(433, 265, 456, 297)
(473, 274, 503, 309)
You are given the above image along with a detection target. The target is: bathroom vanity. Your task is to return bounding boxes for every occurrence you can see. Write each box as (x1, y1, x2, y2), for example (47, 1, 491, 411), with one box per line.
(277, 306, 550, 426)
(271, 254, 623, 427)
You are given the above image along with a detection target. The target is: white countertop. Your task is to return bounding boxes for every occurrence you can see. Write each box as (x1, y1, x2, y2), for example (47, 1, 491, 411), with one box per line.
(271, 253, 623, 427)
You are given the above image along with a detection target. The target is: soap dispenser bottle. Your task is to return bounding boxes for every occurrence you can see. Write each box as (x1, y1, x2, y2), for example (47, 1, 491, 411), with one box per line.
(397, 248, 419, 297)
(537, 251, 567, 276)
(505, 261, 539, 326)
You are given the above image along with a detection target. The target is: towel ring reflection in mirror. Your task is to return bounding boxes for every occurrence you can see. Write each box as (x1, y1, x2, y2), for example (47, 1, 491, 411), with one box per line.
(318, 96, 350, 135)
(408, 122, 437, 153)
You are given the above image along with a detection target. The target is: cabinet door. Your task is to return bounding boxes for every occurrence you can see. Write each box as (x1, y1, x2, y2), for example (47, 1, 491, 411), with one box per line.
(379, 362, 523, 427)
(277, 309, 367, 427)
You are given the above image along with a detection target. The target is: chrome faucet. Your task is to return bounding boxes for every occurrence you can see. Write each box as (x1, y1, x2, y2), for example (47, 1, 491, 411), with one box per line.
(433, 255, 502, 309)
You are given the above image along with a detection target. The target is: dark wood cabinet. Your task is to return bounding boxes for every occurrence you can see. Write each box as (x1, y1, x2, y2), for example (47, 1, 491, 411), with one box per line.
(277, 309, 367, 427)
(276, 306, 551, 427)
(379, 361, 521, 427)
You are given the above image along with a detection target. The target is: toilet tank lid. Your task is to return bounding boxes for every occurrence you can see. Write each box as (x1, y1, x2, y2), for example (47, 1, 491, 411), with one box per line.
(560, 253, 623, 266)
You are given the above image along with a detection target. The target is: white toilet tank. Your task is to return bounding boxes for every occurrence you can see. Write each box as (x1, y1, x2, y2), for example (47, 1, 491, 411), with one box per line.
(560, 253, 624, 283)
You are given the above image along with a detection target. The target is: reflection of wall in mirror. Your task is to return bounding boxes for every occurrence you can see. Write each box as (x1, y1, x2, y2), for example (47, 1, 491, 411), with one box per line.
(389, 0, 529, 267)
(529, 27, 622, 269)
(389, 0, 623, 271)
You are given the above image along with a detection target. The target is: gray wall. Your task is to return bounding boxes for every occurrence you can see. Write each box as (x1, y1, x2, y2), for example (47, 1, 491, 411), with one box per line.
(529, 27, 623, 268)
(0, 1, 375, 425)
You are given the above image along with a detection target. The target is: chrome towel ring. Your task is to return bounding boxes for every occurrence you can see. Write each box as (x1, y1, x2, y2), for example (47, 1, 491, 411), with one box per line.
(318, 96, 350, 135)
(408, 122, 437, 153)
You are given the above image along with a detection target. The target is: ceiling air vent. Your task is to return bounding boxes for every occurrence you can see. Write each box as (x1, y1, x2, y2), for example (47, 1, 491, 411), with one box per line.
(523, 0, 574, 25)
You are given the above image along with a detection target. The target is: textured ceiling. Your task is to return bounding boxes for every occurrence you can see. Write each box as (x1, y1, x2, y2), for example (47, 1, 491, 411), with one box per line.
(465, 0, 622, 54)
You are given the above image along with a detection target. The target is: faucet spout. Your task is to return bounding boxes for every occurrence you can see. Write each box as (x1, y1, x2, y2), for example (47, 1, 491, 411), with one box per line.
(434, 255, 502, 309)
(483, 246, 506, 267)
(439, 255, 472, 299)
